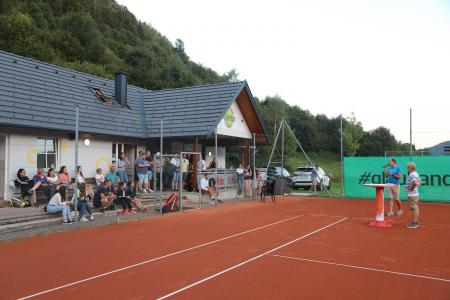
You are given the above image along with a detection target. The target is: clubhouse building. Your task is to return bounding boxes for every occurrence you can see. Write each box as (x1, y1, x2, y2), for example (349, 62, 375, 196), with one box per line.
(0, 50, 269, 200)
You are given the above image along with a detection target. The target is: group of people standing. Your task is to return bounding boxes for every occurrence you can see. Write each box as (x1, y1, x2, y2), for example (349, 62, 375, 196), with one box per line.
(385, 158, 422, 229)
(134, 150, 190, 193)
(235, 164, 263, 199)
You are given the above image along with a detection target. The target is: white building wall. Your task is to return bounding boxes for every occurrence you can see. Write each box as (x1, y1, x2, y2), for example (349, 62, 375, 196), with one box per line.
(5, 134, 114, 199)
(205, 146, 226, 169)
(217, 101, 252, 139)
(59, 138, 112, 178)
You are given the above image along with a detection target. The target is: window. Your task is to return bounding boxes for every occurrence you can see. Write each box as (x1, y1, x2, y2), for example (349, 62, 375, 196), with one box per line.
(89, 87, 113, 104)
(37, 138, 57, 169)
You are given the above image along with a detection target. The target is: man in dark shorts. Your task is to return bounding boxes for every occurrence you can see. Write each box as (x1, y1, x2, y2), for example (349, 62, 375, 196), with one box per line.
(93, 179, 116, 210)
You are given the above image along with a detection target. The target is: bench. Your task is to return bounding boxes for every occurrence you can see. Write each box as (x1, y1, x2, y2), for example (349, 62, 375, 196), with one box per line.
(10, 178, 98, 205)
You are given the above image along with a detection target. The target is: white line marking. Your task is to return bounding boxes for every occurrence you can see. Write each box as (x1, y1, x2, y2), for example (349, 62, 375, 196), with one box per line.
(157, 217, 347, 299)
(18, 214, 306, 300)
(307, 213, 450, 227)
(269, 254, 450, 283)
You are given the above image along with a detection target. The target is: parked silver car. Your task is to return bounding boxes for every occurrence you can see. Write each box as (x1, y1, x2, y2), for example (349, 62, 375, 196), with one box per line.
(291, 165, 331, 190)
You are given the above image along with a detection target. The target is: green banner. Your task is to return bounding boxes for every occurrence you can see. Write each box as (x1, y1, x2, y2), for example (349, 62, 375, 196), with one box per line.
(344, 156, 450, 202)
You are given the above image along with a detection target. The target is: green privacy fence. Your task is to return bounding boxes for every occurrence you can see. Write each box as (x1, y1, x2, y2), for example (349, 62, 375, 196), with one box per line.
(344, 156, 450, 202)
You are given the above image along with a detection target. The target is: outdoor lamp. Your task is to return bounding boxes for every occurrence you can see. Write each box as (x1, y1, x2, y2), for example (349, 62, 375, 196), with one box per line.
(84, 138, 90, 146)
(208, 151, 212, 156)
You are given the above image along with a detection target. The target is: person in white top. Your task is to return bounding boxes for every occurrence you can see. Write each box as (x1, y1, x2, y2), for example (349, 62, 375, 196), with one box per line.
(200, 173, 213, 203)
(47, 187, 73, 224)
(198, 156, 206, 171)
(236, 164, 245, 199)
(95, 168, 105, 186)
(405, 162, 421, 229)
(46, 168, 60, 185)
(77, 166, 94, 199)
(170, 156, 180, 191)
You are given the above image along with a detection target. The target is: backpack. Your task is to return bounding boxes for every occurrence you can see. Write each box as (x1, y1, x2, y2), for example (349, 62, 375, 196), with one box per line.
(9, 197, 31, 208)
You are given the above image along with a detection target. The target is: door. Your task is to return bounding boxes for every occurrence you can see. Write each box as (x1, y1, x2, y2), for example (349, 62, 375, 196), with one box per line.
(124, 144, 136, 181)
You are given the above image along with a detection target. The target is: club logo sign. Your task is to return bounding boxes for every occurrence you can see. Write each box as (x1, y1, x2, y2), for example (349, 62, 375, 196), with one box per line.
(224, 108, 235, 128)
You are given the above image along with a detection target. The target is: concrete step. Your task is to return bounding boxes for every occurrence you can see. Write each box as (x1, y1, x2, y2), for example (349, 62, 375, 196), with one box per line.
(0, 203, 158, 235)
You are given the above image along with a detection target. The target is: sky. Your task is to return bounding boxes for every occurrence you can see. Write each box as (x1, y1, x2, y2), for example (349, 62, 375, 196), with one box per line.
(117, 0, 450, 149)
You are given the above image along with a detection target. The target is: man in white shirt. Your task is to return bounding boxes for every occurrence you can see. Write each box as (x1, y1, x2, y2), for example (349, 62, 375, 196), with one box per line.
(200, 173, 214, 204)
(170, 156, 180, 191)
(198, 156, 206, 171)
(406, 162, 421, 229)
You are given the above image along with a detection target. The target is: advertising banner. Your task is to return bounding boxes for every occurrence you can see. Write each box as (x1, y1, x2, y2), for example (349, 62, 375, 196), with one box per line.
(344, 156, 450, 202)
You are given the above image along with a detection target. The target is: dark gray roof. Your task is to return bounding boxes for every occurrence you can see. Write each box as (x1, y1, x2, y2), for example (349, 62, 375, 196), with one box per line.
(0, 50, 146, 138)
(0, 50, 268, 141)
(143, 81, 247, 137)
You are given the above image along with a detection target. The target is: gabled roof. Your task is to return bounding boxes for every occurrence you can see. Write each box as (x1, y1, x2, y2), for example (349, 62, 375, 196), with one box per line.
(143, 81, 246, 137)
(0, 50, 146, 138)
(0, 50, 268, 142)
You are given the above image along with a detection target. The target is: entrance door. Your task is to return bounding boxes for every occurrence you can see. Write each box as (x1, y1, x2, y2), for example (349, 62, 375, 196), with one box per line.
(124, 144, 136, 181)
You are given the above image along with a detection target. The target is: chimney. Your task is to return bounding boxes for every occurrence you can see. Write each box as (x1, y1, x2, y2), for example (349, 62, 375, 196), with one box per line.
(115, 72, 127, 107)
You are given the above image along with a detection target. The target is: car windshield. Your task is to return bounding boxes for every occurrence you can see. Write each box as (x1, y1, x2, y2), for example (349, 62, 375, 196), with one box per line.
(297, 167, 313, 172)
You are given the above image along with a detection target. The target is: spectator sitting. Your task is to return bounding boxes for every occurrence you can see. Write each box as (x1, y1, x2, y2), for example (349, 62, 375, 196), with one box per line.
(106, 165, 119, 189)
(208, 176, 222, 203)
(76, 166, 94, 199)
(95, 168, 105, 186)
(46, 168, 60, 185)
(76, 183, 94, 222)
(200, 173, 214, 204)
(116, 182, 135, 215)
(15, 168, 37, 206)
(31, 168, 52, 207)
(47, 187, 73, 224)
(126, 181, 146, 212)
(58, 166, 72, 189)
(93, 179, 116, 210)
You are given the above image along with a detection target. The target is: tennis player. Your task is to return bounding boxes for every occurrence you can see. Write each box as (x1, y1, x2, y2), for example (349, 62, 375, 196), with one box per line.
(384, 159, 403, 216)
(405, 162, 421, 229)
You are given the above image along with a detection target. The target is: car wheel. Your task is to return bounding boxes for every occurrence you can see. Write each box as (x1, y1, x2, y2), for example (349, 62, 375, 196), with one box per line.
(326, 181, 331, 190)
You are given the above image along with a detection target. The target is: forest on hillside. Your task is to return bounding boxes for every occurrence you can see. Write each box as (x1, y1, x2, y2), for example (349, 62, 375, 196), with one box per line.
(0, 0, 412, 158)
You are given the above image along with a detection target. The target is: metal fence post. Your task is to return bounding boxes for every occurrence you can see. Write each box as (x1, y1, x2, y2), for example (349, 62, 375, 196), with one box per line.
(159, 119, 163, 214)
(214, 128, 218, 205)
(252, 132, 256, 198)
(198, 164, 202, 208)
(179, 152, 183, 212)
(74, 105, 79, 222)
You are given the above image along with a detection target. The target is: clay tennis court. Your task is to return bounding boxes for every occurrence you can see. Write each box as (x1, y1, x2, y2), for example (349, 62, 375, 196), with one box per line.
(1, 196, 449, 300)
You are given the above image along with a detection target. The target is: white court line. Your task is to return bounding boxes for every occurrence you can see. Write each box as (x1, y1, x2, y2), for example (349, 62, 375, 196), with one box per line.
(307, 213, 450, 227)
(157, 217, 347, 300)
(269, 254, 450, 283)
(18, 214, 306, 300)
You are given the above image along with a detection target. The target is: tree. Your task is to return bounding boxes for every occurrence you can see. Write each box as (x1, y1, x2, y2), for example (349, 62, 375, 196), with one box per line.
(357, 127, 398, 156)
(343, 113, 364, 156)
(174, 38, 189, 64)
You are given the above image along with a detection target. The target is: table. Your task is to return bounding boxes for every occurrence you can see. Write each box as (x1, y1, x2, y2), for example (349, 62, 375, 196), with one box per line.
(363, 183, 396, 228)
